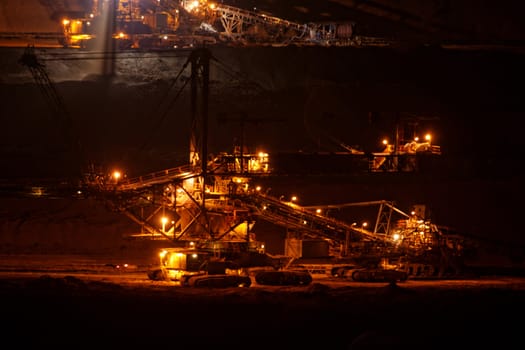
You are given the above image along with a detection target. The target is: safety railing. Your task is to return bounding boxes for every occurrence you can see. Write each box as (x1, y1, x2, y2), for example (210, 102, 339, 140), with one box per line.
(116, 164, 197, 191)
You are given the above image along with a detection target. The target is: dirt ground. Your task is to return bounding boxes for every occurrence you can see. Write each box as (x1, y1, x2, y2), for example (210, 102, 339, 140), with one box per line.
(1, 254, 524, 349)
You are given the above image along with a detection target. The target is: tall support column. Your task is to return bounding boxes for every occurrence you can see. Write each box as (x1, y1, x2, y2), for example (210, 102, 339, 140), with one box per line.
(189, 48, 211, 207)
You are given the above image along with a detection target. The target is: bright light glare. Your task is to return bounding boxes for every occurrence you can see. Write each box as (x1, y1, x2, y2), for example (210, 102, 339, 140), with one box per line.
(112, 171, 121, 180)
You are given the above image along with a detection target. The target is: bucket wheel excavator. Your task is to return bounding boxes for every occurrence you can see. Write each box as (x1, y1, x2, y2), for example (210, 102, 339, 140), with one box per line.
(76, 47, 477, 286)
(21, 44, 519, 286)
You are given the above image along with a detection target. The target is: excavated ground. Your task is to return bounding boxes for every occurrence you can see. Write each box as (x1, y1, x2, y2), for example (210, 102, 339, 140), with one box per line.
(1, 253, 525, 348)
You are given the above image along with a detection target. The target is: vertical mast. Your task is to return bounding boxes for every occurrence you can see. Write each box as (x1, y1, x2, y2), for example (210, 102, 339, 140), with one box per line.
(189, 48, 211, 207)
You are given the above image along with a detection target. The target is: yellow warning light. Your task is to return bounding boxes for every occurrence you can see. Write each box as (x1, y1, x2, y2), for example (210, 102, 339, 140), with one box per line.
(161, 216, 168, 232)
(112, 171, 121, 181)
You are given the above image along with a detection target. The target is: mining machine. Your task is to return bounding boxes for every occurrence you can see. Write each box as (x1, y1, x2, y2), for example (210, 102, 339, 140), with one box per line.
(51, 0, 391, 49)
(75, 46, 488, 286)
(86, 144, 469, 284)
(180, 0, 357, 47)
(18, 43, 524, 285)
